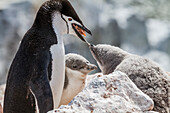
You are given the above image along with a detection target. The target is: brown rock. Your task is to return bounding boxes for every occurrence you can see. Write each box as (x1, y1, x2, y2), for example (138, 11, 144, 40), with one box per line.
(166, 72, 170, 76)
(0, 103, 2, 113)
(0, 84, 5, 104)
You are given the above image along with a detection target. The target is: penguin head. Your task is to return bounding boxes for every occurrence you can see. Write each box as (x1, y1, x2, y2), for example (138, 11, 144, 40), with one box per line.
(89, 44, 129, 74)
(65, 53, 97, 75)
(56, 0, 92, 41)
(37, 0, 92, 42)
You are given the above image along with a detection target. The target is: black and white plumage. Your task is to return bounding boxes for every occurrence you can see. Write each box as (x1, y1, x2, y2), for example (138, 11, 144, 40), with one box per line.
(3, 0, 92, 113)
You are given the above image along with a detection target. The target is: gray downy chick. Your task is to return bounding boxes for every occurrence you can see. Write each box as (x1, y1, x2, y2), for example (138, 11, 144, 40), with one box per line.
(89, 44, 170, 113)
(59, 53, 97, 106)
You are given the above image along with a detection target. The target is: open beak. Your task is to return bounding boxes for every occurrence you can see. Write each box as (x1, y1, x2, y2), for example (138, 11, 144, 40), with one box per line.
(72, 23, 92, 42)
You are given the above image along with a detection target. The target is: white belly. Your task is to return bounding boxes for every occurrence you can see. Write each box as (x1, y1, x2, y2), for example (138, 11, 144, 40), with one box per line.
(59, 68, 86, 106)
(50, 43, 65, 108)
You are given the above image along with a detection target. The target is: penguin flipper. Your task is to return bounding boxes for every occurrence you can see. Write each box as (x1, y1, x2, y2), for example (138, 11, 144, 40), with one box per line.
(30, 72, 53, 113)
(48, 54, 52, 81)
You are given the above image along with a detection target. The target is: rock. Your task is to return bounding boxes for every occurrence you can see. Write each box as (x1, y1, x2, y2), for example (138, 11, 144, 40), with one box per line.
(114, 56, 170, 112)
(0, 1, 34, 84)
(48, 71, 154, 113)
(115, 57, 170, 112)
(0, 103, 2, 113)
(0, 84, 5, 106)
(145, 111, 159, 113)
(0, 84, 5, 113)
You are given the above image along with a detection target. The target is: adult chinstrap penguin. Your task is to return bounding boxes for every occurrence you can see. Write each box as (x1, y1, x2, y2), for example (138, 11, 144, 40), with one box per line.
(59, 53, 97, 106)
(3, 0, 92, 113)
(89, 44, 170, 112)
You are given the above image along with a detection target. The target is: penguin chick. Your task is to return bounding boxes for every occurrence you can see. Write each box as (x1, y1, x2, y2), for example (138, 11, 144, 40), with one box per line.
(59, 53, 97, 106)
(89, 44, 170, 113)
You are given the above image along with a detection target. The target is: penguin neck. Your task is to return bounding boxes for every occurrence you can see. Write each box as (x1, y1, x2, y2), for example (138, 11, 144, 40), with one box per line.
(66, 67, 86, 84)
(53, 28, 63, 45)
(52, 12, 67, 44)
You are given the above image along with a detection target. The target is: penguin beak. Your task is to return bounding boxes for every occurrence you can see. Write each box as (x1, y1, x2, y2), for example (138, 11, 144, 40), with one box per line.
(87, 64, 97, 70)
(89, 43, 102, 65)
(72, 23, 92, 42)
(89, 43, 95, 53)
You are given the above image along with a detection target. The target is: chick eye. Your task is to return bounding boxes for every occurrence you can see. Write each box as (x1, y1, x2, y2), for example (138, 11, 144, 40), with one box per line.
(68, 18, 72, 21)
(73, 65, 77, 68)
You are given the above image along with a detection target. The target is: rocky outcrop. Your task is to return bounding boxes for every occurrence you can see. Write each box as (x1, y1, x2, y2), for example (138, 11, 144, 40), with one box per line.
(48, 72, 155, 113)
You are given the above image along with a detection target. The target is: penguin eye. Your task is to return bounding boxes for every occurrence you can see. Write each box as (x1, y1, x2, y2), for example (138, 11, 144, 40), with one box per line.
(68, 18, 72, 21)
(73, 65, 77, 69)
